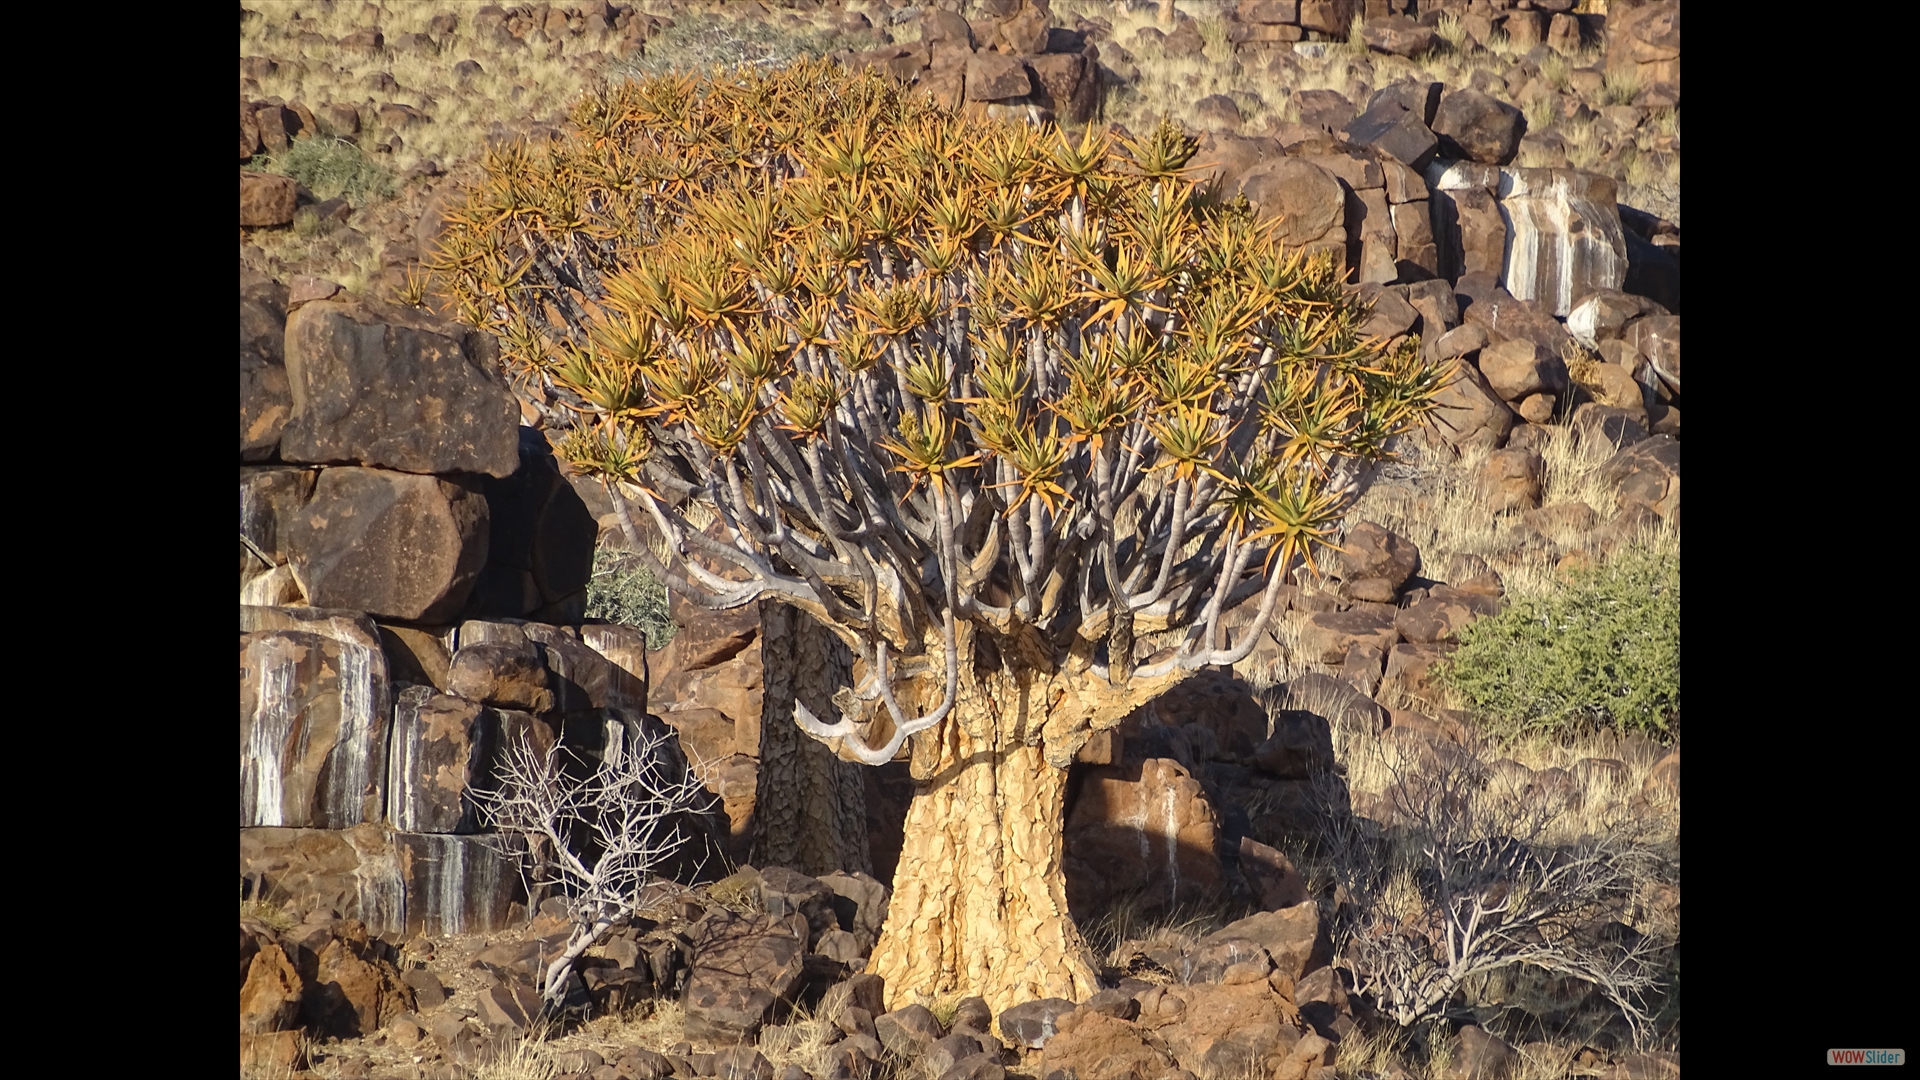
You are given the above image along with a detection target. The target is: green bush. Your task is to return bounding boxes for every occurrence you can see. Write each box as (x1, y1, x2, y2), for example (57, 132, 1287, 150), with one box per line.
(249, 135, 396, 206)
(1436, 541, 1679, 741)
(586, 547, 677, 648)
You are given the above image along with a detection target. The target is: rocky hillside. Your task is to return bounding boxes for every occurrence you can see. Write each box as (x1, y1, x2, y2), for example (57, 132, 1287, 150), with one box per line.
(241, 3, 1679, 1078)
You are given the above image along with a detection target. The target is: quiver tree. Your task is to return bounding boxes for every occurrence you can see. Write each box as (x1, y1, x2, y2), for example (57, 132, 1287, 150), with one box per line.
(431, 58, 1451, 1014)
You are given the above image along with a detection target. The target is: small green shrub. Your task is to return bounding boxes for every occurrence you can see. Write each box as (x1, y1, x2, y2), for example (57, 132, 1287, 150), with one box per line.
(586, 547, 677, 648)
(1437, 540, 1679, 741)
(249, 136, 396, 205)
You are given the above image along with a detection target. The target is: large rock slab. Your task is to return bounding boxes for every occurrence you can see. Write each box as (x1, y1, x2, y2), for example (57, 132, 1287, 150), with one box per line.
(1063, 757, 1224, 917)
(386, 686, 554, 833)
(242, 169, 298, 227)
(1037, 1007, 1176, 1079)
(681, 911, 807, 1043)
(1496, 167, 1629, 317)
(287, 467, 490, 623)
(241, 620, 391, 829)
(1138, 980, 1315, 1080)
(281, 297, 519, 477)
(1201, 903, 1331, 981)
(238, 826, 528, 937)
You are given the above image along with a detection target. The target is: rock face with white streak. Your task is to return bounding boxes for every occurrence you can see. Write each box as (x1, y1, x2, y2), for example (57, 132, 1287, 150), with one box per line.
(238, 826, 527, 937)
(1062, 756, 1225, 918)
(1427, 159, 1629, 317)
(1495, 167, 1629, 316)
(241, 623, 391, 829)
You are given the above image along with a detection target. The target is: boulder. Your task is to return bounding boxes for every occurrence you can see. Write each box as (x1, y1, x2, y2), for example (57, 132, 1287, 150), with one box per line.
(1293, 88, 1356, 130)
(1572, 358, 1650, 428)
(1380, 642, 1457, 710)
(306, 923, 416, 1038)
(1201, 903, 1330, 981)
(1063, 757, 1225, 916)
(240, 938, 305, 1033)
(241, 169, 298, 227)
(1144, 980, 1312, 1079)
(281, 297, 520, 477)
(386, 686, 554, 833)
(1283, 671, 1387, 734)
(1239, 0, 1301, 25)
(1477, 339, 1568, 402)
(1297, 0, 1360, 34)
(1027, 52, 1097, 124)
(996, 997, 1077, 1049)
(966, 51, 1031, 99)
(1497, 168, 1629, 317)
(1237, 158, 1345, 248)
(818, 870, 891, 956)
(758, 866, 838, 945)
(1629, 315, 1680, 395)
(1426, 358, 1514, 451)
(1337, 522, 1420, 594)
(241, 467, 317, 585)
(1473, 446, 1545, 513)
(876, 1003, 945, 1057)
(1598, 434, 1679, 523)
(1431, 90, 1524, 165)
(1428, 183, 1508, 281)
(288, 468, 490, 623)
(1237, 837, 1309, 910)
(1360, 14, 1436, 57)
(682, 911, 807, 1043)
(1252, 710, 1335, 780)
(1566, 289, 1655, 346)
(241, 622, 392, 829)
(446, 639, 555, 714)
(240, 825, 527, 936)
(1394, 585, 1501, 645)
(1036, 1008, 1176, 1080)
(1448, 1025, 1518, 1079)
(1299, 608, 1400, 666)
(1462, 290, 1570, 354)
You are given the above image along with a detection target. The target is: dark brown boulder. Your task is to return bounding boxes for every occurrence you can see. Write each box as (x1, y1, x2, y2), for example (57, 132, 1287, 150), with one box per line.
(1432, 88, 1525, 165)
(281, 297, 520, 477)
(287, 467, 490, 623)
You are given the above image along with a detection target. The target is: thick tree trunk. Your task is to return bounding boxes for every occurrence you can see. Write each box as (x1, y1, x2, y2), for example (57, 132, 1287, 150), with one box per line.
(752, 601, 871, 876)
(867, 721, 1099, 1014)
(865, 626, 1188, 1015)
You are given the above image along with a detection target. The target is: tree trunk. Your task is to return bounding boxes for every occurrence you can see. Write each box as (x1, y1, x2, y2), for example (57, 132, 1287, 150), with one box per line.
(865, 625, 1188, 1015)
(753, 601, 871, 876)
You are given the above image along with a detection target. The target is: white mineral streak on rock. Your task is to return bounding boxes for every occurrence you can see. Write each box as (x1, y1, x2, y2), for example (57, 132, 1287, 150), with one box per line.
(1497, 167, 1627, 317)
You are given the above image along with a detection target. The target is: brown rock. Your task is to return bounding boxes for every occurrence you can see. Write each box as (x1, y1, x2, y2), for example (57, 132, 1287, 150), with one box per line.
(1393, 585, 1500, 645)
(308, 925, 415, 1038)
(1380, 642, 1457, 709)
(1238, 837, 1309, 909)
(240, 939, 305, 1033)
(1477, 339, 1568, 402)
(1037, 1008, 1176, 1080)
(1237, 158, 1344, 247)
(1202, 903, 1330, 980)
(1462, 290, 1570, 354)
(386, 686, 553, 832)
(1571, 403, 1649, 451)
(1432, 89, 1524, 165)
(281, 297, 520, 477)
(1475, 446, 1545, 513)
(241, 169, 298, 227)
(446, 639, 553, 714)
(1515, 394, 1556, 423)
(682, 911, 807, 1043)
(1597, 434, 1678, 523)
(286, 468, 490, 623)
(1027, 51, 1097, 123)
(965, 50, 1031, 99)
(1300, 609, 1399, 666)
(1148, 980, 1308, 1078)
(1450, 1024, 1517, 1079)
(240, 1031, 305, 1074)
(240, 624, 392, 829)
(1338, 522, 1420, 592)
(1297, 0, 1360, 34)
(1239, 0, 1300, 24)
(1361, 15, 1436, 57)
(1063, 757, 1225, 915)
(1252, 710, 1335, 780)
